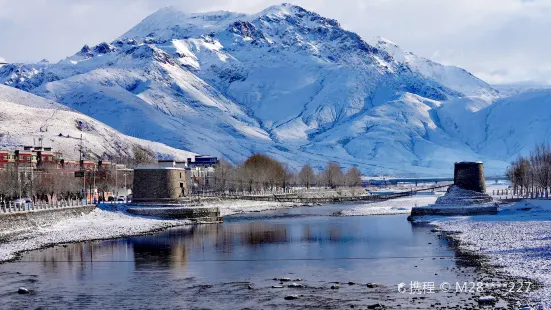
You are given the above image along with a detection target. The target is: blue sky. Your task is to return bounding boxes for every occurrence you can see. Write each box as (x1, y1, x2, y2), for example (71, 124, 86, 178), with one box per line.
(1, 0, 550, 84)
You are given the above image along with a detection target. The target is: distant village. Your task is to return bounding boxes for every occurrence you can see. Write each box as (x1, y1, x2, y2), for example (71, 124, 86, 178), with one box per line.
(0, 141, 367, 207)
(0, 145, 219, 204)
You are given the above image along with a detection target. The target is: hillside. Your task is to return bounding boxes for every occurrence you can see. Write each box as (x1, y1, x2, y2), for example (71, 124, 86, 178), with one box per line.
(0, 4, 525, 176)
(0, 85, 195, 161)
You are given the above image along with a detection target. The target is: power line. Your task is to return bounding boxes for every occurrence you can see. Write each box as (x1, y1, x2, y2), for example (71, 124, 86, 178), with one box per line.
(9, 255, 456, 263)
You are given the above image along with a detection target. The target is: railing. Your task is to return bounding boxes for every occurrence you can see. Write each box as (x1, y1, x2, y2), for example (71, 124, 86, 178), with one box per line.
(187, 185, 451, 204)
(0, 199, 87, 214)
(493, 188, 551, 200)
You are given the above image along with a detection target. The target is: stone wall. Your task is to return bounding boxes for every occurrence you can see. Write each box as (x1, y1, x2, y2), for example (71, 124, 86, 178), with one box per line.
(133, 168, 188, 202)
(126, 206, 221, 221)
(0, 205, 96, 235)
(454, 162, 486, 193)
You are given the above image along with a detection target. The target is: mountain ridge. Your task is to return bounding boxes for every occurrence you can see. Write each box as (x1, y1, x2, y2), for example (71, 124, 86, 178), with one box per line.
(0, 84, 195, 161)
(0, 3, 538, 176)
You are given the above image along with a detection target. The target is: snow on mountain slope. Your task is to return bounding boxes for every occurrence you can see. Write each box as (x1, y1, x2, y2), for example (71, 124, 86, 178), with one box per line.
(0, 85, 195, 161)
(121, 7, 247, 42)
(0, 4, 518, 176)
(26, 43, 284, 164)
(438, 89, 551, 162)
(373, 37, 498, 98)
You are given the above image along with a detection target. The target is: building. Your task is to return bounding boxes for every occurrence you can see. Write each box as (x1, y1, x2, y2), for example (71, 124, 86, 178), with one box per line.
(14, 150, 37, 167)
(454, 161, 486, 193)
(0, 150, 14, 168)
(35, 147, 58, 168)
(187, 155, 218, 168)
(186, 156, 218, 192)
(60, 159, 79, 170)
(80, 160, 96, 171)
(132, 161, 189, 202)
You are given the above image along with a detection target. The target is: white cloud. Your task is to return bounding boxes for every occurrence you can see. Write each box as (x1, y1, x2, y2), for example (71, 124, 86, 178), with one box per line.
(0, 56, 6, 63)
(0, 0, 550, 84)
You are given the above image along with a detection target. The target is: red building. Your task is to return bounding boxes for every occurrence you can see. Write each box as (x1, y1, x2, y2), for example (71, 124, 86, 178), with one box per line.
(14, 150, 37, 166)
(0, 151, 13, 168)
(80, 160, 96, 171)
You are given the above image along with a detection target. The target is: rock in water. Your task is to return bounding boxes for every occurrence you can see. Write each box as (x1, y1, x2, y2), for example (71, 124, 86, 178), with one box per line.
(478, 296, 496, 304)
(331, 285, 340, 289)
(284, 295, 299, 300)
(366, 283, 379, 288)
(17, 287, 29, 294)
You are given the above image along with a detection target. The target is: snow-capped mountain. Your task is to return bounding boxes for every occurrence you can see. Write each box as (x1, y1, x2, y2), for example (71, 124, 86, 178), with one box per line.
(372, 37, 498, 98)
(0, 85, 195, 161)
(0, 3, 537, 176)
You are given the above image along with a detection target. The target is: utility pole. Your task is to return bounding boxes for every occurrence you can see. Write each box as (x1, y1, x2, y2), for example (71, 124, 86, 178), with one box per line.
(80, 134, 85, 204)
(18, 164, 21, 199)
(115, 167, 118, 197)
(29, 153, 33, 203)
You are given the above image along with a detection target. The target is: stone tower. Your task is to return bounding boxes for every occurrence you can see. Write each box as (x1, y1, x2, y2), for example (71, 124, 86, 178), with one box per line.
(453, 162, 486, 193)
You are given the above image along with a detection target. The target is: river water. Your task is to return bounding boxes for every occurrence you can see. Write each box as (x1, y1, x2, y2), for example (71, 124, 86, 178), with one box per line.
(0, 204, 506, 309)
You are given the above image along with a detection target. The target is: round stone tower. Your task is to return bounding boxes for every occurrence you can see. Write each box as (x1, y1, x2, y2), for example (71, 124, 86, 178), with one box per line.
(453, 162, 486, 193)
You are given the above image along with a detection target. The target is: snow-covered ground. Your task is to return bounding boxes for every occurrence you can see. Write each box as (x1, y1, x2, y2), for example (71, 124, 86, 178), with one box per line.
(206, 199, 295, 217)
(0, 84, 195, 160)
(0, 200, 297, 262)
(429, 200, 551, 305)
(0, 206, 190, 262)
(338, 195, 440, 216)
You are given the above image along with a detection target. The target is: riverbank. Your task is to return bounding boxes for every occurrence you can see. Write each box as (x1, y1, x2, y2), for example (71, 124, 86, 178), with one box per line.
(0, 195, 444, 263)
(421, 199, 551, 306)
(0, 209, 521, 309)
(337, 195, 440, 216)
(0, 199, 299, 263)
(0, 204, 190, 262)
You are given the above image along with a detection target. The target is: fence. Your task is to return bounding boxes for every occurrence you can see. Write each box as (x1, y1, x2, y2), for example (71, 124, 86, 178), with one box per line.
(0, 199, 86, 214)
(491, 188, 551, 200)
(188, 184, 451, 204)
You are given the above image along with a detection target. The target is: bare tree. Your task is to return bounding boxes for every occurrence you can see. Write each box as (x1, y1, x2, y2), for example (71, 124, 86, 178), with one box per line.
(322, 162, 344, 188)
(274, 164, 293, 191)
(214, 158, 234, 192)
(0, 165, 19, 201)
(529, 143, 551, 193)
(240, 154, 289, 192)
(96, 165, 116, 201)
(131, 145, 156, 167)
(345, 166, 362, 187)
(298, 164, 316, 189)
(507, 156, 531, 195)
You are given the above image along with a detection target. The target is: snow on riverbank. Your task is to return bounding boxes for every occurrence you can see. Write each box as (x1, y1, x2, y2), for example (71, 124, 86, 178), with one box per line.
(338, 195, 440, 216)
(430, 200, 551, 305)
(0, 200, 296, 262)
(204, 199, 295, 217)
(0, 206, 190, 262)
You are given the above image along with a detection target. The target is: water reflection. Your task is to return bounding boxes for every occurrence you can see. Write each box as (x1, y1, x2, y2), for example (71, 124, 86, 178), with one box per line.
(20, 212, 454, 278)
(2, 206, 487, 310)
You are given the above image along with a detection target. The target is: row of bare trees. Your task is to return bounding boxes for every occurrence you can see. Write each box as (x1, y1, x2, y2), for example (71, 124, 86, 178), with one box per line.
(213, 153, 362, 193)
(0, 145, 151, 203)
(0, 165, 83, 202)
(507, 143, 551, 195)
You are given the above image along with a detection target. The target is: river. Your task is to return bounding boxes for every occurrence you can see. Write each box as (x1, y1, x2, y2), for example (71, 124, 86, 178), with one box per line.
(0, 203, 508, 309)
